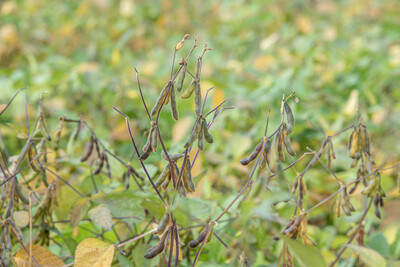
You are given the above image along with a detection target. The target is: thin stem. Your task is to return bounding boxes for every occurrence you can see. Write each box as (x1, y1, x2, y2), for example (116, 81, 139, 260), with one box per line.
(45, 168, 86, 198)
(134, 67, 152, 121)
(0, 87, 26, 116)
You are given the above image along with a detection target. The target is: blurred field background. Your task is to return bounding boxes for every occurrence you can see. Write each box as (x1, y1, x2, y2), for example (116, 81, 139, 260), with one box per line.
(1, 0, 400, 266)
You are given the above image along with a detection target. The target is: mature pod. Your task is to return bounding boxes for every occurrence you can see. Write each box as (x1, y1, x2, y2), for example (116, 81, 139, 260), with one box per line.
(198, 121, 204, 151)
(240, 139, 263, 165)
(361, 176, 379, 197)
(16, 183, 30, 204)
(8, 220, 24, 241)
(179, 182, 186, 197)
(341, 187, 355, 214)
(348, 127, 360, 159)
(277, 128, 285, 162)
(28, 142, 42, 173)
(185, 158, 195, 192)
(176, 63, 186, 93)
(104, 154, 112, 179)
(284, 102, 295, 134)
(202, 118, 214, 143)
(161, 150, 184, 161)
(144, 228, 171, 259)
(53, 128, 62, 151)
(93, 152, 105, 175)
(195, 57, 201, 78)
(4, 224, 12, 251)
(195, 82, 202, 116)
(72, 120, 81, 141)
(154, 164, 170, 188)
(359, 123, 370, 155)
(161, 172, 171, 190)
(142, 126, 154, 152)
(184, 119, 202, 149)
(282, 124, 296, 156)
(139, 146, 152, 161)
(189, 225, 209, 248)
(269, 131, 280, 173)
(170, 84, 179, 120)
(154, 212, 171, 235)
(151, 125, 158, 153)
(123, 171, 130, 189)
(180, 79, 196, 99)
(151, 82, 171, 117)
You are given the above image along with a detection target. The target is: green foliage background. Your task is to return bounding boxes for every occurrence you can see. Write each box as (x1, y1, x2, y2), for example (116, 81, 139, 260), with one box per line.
(1, 0, 400, 266)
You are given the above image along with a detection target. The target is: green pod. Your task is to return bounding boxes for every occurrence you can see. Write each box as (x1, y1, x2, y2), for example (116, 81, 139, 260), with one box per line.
(151, 82, 171, 116)
(195, 82, 202, 116)
(180, 79, 196, 99)
(284, 102, 295, 134)
(142, 127, 154, 152)
(179, 182, 186, 197)
(184, 119, 202, 149)
(202, 118, 213, 143)
(151, 125, 158, 153)
(359, 123, 370, 155)
(195, 57, 201, 78)
(277, 129, 285, 162)
(161, 150, 184, 161)
(176, 64, 186, 93)
(348, 127, 360, 159)
(198, 121, 204, 151)
(161, 172, 171, 190)
(185, 158, 195, 192)
(170, 84, 179, 120)
(28, 142, 42, 173)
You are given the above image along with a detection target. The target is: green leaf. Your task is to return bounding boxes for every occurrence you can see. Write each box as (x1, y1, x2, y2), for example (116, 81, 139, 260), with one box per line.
(280, 234, 325, 267)
(70, 198, 91, 227)
(347, 244, 386, 267)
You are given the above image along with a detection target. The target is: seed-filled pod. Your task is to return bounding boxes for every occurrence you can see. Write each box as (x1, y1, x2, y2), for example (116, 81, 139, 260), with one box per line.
(161, 172, 171, 190)
(277, 129, 285, 162)
(176, 63, 186, 93)
(202, 118, 213, 143)
(28, 142, 42, 173)
(350, 158, 359, 168)
(348, 127, 360, 159)
(179, 182, 186, 197)
(185, 158, 195, 192)
(195, 57, 201, 78)
(151, 125, 158, 153)
(139, 146, 152, 161)
(16, 183, 30, 204)
(342, 187, 355, 213)
(142, 126, 154, 153)
(195, 82, 202, 116)
(284, 102, 295, 134)
(154, 212, 171, 235)
(170, 84, 179, 120)
(154, 164, 171, 188)
(181, 79, 196, 99)
(284, 215, 302, 236)
(198, 122, 204, 151)
(189, 225, 209, 248)
(282, 124, 296, 156)
(240, 139, 263, 165)
(359, 123, 370, 155)
(374, 204, 381, 219)
(72, 120, 81, 141)
(269, 132, 280, 173)
(151, 82, 171, 117)
(93, 152, 105, 175)
(184, 119, 202, 149)
(361, 176, 379, 197)
(164, 87, 171, 105)
(161, 150, 184, 161)
(144, 228, 171, 259)
(104, 154, 112, 179)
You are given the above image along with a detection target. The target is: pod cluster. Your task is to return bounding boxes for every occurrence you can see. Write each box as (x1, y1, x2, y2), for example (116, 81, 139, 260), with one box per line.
(184, 117, 213, 151)
(335, 185, 355, 217)
(140, 123, 159, 161)
(80, 135, 112, 178)
(280, 212, 316, 246)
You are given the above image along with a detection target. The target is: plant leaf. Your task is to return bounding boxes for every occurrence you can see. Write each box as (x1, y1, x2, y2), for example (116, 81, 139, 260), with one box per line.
(347, 244, 386, 267)
(88, 204, 113, 231)
(280, 234, 325, 267)
(75, 238, 115, 267)
(14, 244, 64, 267)
(70, 198, 91, 227)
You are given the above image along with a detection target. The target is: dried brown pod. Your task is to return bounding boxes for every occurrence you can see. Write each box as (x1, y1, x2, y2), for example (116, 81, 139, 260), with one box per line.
(142, 126, 154, 152)
(164, 87, 171, 105)
(104, 153, 112, 179)
(240, 139, 263, 165)
(282, 124, 296, 156)
(151, 82, 172, 116)
(170, 84, 179, 120)
(175, 34, 190, 51)
(341, 187, 355, 215)
(154, 164, 171, 188)
(185, 158, 195, 192)
(195, 82, 202, 116)
(184, 119, 202, 149)
(93, 152, 105, 175)
(349, 165, 365, 194)
(284, 102, 295, 134)
(176, 63, 186, 93)
(161, 150, 183, 161)
(179, 182, 186, 197)
(72, 120, 81, 141)
(139, 145, 152, 161)
(144, 228, 171, 259)
(359, 123, 370, 155)
(348, 127, 360, 159)
(202, 118, 214, 143)
(154, 212, 171, 235)
(180, 79, 196, 99)
(188, 223, 213, 248)
(277, 128, 285, 162)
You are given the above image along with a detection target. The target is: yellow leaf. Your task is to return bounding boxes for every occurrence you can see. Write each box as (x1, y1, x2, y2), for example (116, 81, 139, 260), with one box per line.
(14, 244, 64, 267)
(75, 238, 115, 267)
(13, 211, 30, 228)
